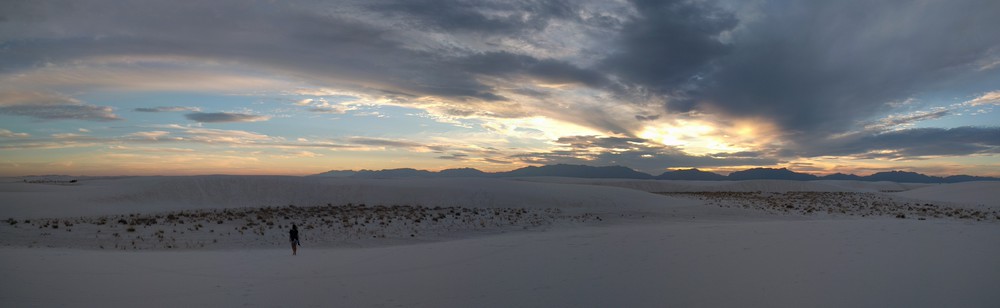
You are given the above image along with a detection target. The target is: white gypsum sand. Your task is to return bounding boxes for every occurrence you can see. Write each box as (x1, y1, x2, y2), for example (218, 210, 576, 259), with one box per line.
(1, 176, 998, 307)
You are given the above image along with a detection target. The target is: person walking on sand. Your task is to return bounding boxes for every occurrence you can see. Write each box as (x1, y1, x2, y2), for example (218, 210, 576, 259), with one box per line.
(289, 224, 300, 255)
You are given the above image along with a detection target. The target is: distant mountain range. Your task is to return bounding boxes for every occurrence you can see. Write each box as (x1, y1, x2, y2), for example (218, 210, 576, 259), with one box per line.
(312, 164, 1000, 183)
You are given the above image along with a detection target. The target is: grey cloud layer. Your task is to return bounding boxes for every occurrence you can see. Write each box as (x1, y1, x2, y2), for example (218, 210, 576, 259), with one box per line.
(366, 0, 577, 34)
(698, 0, 1000, 136)
(2, 0, 999, 164)
(601, 0, 736, 93)
(801, 127, 1000, 159)
(0, 91, 120, 121)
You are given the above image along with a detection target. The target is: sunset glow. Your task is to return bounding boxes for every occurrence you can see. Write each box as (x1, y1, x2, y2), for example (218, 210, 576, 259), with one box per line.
(1, 0, 998, 176)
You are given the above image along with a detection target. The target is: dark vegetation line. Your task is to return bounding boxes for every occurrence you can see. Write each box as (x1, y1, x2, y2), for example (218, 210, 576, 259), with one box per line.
(660, 191, 999, 221)
(1, 204, 602, 250)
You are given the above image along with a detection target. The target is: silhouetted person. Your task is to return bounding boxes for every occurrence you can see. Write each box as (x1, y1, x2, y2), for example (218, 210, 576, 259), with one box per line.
(289, 224, 300, 255)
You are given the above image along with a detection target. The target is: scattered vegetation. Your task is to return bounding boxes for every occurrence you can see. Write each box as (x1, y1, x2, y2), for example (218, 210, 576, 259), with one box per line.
(0, 203, 599, 250)
(658, 191, 998, 221)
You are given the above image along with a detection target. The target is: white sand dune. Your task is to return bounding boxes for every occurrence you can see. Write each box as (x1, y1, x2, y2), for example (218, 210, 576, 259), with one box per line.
(813, 180, 932, 192)
(2, 219, 998, 307)
(1, 176, 997, 307)
(894, 181, 1000, 207)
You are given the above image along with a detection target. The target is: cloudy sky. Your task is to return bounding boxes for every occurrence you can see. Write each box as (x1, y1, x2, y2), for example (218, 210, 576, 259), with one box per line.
(1, 0, 998, 176)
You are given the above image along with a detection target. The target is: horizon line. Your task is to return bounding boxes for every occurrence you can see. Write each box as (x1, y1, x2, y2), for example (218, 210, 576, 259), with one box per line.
(9, 164, 1000, 179)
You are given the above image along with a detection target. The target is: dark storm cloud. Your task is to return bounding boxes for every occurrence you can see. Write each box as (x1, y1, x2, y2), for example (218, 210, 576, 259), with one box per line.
(459, 52, 611, 89)
(0, 0, 602, 103)
(512, 135, 778, 173)
(696, 0, 1000, 135)
(184, 112, 269, 123)
(601, 0, 737, 93)
(3, 0, 999, 161)
(801, 127, 1000, 159)
(591, 0, 1000, 141)
(366, 0, 575, 34)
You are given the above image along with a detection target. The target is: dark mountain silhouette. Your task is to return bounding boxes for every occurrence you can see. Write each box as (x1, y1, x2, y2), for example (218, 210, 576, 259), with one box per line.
(309, 170, 356, 177)
(728, 168, 819, 181)
(311, 165, 999, 183)
(499, 164, 653, 179)
(655, 168, 726, 180)
(352, 168, 435, 178)
(865, 171, 941, 183)
(820, 173, 864, 181)
(437, 168, 489, 177)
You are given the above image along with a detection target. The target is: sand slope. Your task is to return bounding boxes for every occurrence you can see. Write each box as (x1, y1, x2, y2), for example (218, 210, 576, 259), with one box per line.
(1, 176, 998, 307)
(2, 219, 998, 307)
(894, 181, 1000, 206)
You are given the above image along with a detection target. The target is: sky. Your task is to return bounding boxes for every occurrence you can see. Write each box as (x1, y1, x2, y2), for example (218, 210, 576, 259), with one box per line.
(1, 0, 999, 177)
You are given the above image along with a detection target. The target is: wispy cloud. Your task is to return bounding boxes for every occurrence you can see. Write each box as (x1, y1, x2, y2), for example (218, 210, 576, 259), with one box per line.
(348, 137, 424, 148)
(347, 137, 448, 152)
(109, 145, 196, 153)
(965, 91, 1000, 106)
(51, 133, 85, 139)
(134, 106, 201, 112)
(0, 104, 120, 122)
(305, 100, 350, 114)
(0, 129, 30, 138)
(0, 91, 120, 122)
(864, 108, 951, 131)
(126, 131, 172, 141)
(273, 151, 323, 158)
(170, 125, 273, 143)
(437, 153, 469, 161)
(185, 112, 270, 123)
